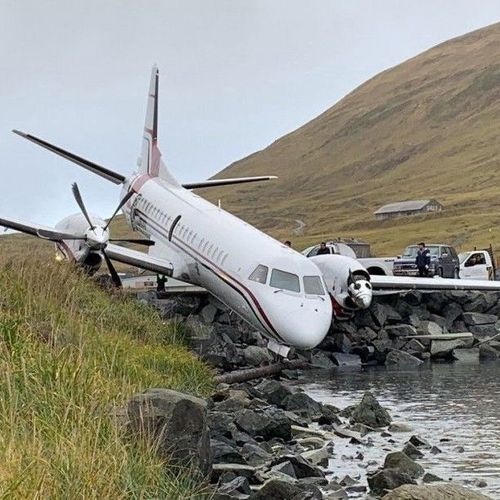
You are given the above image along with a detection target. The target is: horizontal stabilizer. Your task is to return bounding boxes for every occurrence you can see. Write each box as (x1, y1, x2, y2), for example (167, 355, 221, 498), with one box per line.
(13, 130, 126, 185)
(183, 176, 277, 190)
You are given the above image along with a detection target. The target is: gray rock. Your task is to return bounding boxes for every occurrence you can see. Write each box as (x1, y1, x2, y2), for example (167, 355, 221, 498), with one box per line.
(310, 350, 336, 369)
(442, 302, 463, 326)
(469, 324, 499, 339)
(127, 388, 211, 476)
(357, 326, 378, 342)
(330, 352, 362, 368)
(271, 454, 325, 478)
(355, 309, 380, 330)
(479, 344, 499, 360)
(384, 451, 424, 479)
(388, 422, 412, 433)
(453, 348, 480, 363)
(235, 409, 291, 441)
(371, 303, 388, 327)
(241, 329, 264, 346)
(385, 325, 417, 338)
(368, 468, 416, 495)
(282, 392, 322, 418)
(350, 391, 392, 428)
(301, 447, 329, 467)
(408, 435, 431, 448)
(216, 476, 252, 498)
(402, 442, 424, 459)
(252, 478, 322, 500)
(271, 460, 296, 478)
(417, 321, 443, 336)
(381, 483, 491, 499)
(431, 338, 469, 357)
(241, 443, 272, 465)
(254, 379, 293, 406)
(402, 339, 426, 354)
(200, 303, 218, 323)
(403, 291, 423, 306)
(211, 439, 247, 464)
(385, 350, 423, 369)
(422, 472, 444, 483)
(333, 332, 353, 353)
(243, 346, 273, 366)
(463, 312, 497, 326)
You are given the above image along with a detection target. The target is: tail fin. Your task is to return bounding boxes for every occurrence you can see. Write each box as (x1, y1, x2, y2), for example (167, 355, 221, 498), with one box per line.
(139, 66, 180, 186)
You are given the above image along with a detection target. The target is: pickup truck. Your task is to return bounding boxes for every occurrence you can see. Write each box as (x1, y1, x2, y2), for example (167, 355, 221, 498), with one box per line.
(302, 242, 395, 275)
(459, 250, 495, 280)
(392, 244, 460, 278)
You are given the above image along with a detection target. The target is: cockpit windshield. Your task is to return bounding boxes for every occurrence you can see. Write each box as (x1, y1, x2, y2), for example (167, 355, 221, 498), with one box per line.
(270, 269, 300, 293)
(249, 265, 268, 284)
(303, 276, 325, 295)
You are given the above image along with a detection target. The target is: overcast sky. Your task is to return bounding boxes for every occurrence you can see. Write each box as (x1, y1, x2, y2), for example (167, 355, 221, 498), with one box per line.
(1, 1, 500, 225)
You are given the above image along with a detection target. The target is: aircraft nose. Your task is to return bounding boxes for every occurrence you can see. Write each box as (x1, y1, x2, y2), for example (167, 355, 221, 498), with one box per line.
(271, 298, 332, 350)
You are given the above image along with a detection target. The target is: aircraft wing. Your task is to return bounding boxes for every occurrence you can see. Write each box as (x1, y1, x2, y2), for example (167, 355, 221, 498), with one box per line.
(183, 176, 277, 189)
(0, 216, 57, 238)
(105, 243, 173, 276)
(370, 275, 500, 292)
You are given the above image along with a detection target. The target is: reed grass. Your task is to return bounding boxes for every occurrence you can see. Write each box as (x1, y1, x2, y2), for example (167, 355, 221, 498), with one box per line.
(0, 257, 213, 498)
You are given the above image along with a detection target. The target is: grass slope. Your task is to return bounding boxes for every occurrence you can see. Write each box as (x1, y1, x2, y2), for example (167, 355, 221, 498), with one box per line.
(0, 257, 213, 498)
(199, 22, 500, 257)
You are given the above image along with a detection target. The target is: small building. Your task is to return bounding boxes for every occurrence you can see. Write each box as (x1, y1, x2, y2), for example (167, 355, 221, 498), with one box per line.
(374, 199, 443, 220)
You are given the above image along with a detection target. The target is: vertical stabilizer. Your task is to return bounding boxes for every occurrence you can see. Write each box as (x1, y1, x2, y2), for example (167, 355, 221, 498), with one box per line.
(139, 66, 180, 186)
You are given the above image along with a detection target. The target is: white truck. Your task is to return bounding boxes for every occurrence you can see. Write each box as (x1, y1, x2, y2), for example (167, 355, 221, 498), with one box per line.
(459, 250, 496, 280)
(301, 242, 395, 276)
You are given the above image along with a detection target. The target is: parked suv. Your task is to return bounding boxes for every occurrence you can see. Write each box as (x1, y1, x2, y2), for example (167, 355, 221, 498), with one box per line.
(393, 244, 460, 278)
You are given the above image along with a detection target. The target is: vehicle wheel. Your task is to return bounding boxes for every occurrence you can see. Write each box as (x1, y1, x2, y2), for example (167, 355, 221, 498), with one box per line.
(454, 268, 460, 279)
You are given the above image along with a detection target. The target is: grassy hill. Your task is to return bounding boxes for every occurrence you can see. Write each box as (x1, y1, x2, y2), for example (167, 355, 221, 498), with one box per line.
(199, 22, 500, 257)
(0, 256, 212, 497)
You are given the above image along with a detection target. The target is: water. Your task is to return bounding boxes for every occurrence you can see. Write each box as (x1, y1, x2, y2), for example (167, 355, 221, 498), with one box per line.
(297, 362, 500, 498)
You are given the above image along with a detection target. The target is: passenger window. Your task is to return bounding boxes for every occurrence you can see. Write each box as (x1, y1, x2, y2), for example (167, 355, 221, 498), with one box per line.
(270, 269, 300, 293)
(249, 265, 268, 284)
(303, 276, 325, 295)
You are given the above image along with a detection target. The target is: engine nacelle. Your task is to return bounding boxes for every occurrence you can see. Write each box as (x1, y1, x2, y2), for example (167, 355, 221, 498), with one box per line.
(311, 254, 373, 318)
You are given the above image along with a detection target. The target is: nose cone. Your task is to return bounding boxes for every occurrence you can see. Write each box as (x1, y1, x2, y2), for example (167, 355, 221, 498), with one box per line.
(85, 226, 109, 249)
(269, 297, 333, 350)
(351, 289, 373, 309)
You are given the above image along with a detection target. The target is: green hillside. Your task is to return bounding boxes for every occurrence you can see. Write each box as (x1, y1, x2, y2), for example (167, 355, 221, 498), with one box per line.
(199, 22, 500, 257)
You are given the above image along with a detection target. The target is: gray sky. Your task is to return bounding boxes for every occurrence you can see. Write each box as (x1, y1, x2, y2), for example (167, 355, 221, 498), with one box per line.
(1, 0, 500, 225)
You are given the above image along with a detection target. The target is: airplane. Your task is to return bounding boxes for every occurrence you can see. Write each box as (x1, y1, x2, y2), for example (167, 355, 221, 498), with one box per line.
(3, 66, 500, 354)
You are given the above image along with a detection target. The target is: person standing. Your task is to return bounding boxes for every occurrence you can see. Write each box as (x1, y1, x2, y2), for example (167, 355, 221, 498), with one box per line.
(416, 242, 430, 277)
(316, 242, 330, 255)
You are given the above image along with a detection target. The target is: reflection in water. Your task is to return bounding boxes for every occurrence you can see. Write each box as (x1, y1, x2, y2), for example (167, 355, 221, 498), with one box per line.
(299, 362, 500, 497)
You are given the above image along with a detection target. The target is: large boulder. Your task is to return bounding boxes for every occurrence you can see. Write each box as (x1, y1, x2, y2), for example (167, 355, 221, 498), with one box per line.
(235, 409, 292, 441)
(350, 391, 391, 428)
(243, 346, 273, 366)
(211, 439, 247, 464)
(417, 321, 443, 336)
(330, 352, 362, 368)
(253, 379, 293, 406)
(385, 350, 423, 369)
(463, 312, 497, 326)
(282, 392, 322, 418)
(252, 478, 322, 500)
(431, 338, 470, 357)
(270, 455, 325, 478)
(382, 483, 492, 499)
(453, 348, 480, 363)
(127, 388, 211, 476)
(385, 325, 418, 338)
(215, 476, 252, 498)
(383, 451, 424, 479)
(368, 469, 416, 496)
(479, 344, 499, 360)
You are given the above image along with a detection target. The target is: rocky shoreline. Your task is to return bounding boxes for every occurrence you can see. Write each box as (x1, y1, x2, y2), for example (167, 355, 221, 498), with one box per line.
(133, 289, 500, 498)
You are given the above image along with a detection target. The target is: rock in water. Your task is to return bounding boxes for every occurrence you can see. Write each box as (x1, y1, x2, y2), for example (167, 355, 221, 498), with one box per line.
(381, 483, 492, 499)
(385, 350, 423, 369)
(479, 344, 499, 360)
(383, 451, 424, 479)
(350, 391, 392, 428)
(368, 469, 416, 495)
(252, 478, 322, 500)
(127, 388, 211, 476)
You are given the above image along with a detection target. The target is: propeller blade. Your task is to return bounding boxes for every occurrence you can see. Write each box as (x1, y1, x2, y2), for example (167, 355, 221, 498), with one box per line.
(37, 228, 86, 241)
(72, 183, 95, 230)
(104, 190, 134, 230)
(102, 249, 122, 287)
(109, 238, 155, 246)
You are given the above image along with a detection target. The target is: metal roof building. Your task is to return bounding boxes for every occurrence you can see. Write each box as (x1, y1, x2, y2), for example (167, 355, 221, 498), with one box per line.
(374, 199, 443, 220)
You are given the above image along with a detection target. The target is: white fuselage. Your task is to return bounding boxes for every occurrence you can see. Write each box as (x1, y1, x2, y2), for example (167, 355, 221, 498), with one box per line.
(120, 173, 332, 349)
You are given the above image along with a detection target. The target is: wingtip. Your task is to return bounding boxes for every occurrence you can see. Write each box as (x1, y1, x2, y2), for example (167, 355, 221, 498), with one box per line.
(12, 129, 27, 137)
